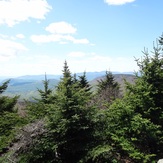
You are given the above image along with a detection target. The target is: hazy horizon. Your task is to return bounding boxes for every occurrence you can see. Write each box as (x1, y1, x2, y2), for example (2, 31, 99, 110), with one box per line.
(0, 70, 135, 79)
(1, 0, 163, 76)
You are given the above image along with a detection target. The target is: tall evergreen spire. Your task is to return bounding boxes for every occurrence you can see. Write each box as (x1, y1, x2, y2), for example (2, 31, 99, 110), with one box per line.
(62, 60, 71, 78)
(37, 73, 52, 104)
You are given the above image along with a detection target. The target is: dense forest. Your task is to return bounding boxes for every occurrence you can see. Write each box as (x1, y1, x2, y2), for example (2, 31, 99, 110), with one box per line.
(0, 36, 163, 163)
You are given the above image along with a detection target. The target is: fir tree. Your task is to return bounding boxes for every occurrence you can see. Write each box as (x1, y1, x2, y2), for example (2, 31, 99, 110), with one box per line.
(78, 71, 91, 92)
(101, 38, 163, 162)
(46, 62, 96, 163)
(95, 71, 121, 109)
(19, 62, 97, 163)
(0, 80, 24, 154)
(0, 80, 18, 113)
(37, 73, 52, 104)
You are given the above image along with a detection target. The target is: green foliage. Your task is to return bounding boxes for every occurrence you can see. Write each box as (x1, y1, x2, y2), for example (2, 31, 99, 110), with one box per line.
(86, 36, 163, 162)
(0, 80, 26, 154)
(4, 36, 163, 163)
(105, 99, 159, 162)
(25, 102, 48, 121)
(78, 71, 92, 92)
(0, 80, 18, 113)
(19, 61, 97, 163)
(37, 73, 53, 104)
(0, 80, 10, 94)
(0, 112, 24, 152)
(17, 132, 56, 163)
(96, 40, 163, 162)
(26, 73, 54, 121)
(3, 78, 59, 101)
(45, 62, 96, 163)
(94, 71, 121, 109)
(97, 71, 119, 93)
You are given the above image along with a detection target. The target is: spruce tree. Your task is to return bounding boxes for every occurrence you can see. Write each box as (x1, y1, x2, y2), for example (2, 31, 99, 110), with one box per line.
(46, 62, 96, 163)
(26, 73, 53, 121)
(0, 80, 18, 113)
(19, 62, 97, 163)
(100, 38, 163, 162)
(95, 71, 121, 109)
(37, 73, 52, 104)
(78, 71, 91, 92)
(0, 80, 24, 154)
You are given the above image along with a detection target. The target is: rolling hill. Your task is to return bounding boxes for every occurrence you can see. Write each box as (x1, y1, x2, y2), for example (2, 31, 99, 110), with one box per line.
(90, 74, 136, 92)
(2, 78, 59, 101)
(0, 72, 135, 101)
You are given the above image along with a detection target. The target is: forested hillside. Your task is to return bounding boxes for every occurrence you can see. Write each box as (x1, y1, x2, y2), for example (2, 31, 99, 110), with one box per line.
(0, 36, 163, 162)
(2, 78, 59, 101)
(1, 73, 135, 101)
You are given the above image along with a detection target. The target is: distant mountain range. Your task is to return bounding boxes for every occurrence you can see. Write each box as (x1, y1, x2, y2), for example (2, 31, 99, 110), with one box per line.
(90, 73, 136, 91)
(0, 71, 135, 101)
(0, 71, 134, 82)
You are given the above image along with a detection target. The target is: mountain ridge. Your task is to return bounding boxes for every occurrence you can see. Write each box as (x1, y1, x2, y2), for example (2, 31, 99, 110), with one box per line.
(0, 71, 134, 82)
(1, 71, 136, 101)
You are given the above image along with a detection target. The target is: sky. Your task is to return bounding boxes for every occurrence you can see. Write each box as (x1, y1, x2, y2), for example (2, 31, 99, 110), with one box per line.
(0, 0, 163, 77)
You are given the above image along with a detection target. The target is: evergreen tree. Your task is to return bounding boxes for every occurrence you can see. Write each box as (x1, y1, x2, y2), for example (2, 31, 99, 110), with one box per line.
(0, 80, 18, 113)
(159, 34, 163, 45)
(0, 80, 24, 154)
(0, 80, 9, 94)
(37, 73, 52, 104)
(72, 73, 78, 84)
(19, 62, 97, 163)
(98, 38, 163, 162)
(62, 60, 72, 79)
(95, 71, 121, 109)
(133, 45, 163, 128)
(12, 35, 163, 162)
(78, 71, 91, 92)
(26, 73, 53, 121)
(46, 62, 96, 163)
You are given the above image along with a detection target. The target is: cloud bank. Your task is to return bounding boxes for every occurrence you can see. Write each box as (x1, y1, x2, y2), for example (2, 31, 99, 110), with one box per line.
(104, 0, 135, 5)
(45, 22, 77, 34)
(0, 0, 51, 27)
(0, 38, 28, 61)
(31, 21, 89, 44)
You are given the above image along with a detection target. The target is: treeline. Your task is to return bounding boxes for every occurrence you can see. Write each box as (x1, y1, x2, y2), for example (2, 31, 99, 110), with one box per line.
(0, 36, 163, 162)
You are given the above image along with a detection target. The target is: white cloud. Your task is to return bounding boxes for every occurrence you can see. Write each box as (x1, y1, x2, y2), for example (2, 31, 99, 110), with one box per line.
(67, 52, 86, 58)
(104, 0, 135, 5)
(31, 34, 89, 44)
(46, 22, 77, 34)
(65, 53, 138, 74)
(5, 55, 64, 76)
(0, 38, 28, 61)
(0, 0, 52, 27)
(0, 52, 138, 76)
(90, 55, 112, 62)
(63, 35, 89, 44)
(0, 34, 8, 39)
(16, 34, 25, 39)
(31, 21, 90, 44)
(31, 34, 61, 43)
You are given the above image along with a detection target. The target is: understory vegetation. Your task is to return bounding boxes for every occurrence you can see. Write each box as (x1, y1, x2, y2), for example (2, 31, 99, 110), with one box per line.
(0, 36, 163, 162)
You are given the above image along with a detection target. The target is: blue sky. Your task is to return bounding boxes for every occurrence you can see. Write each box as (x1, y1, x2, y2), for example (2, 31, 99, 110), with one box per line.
(0, 0, 163, 77)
